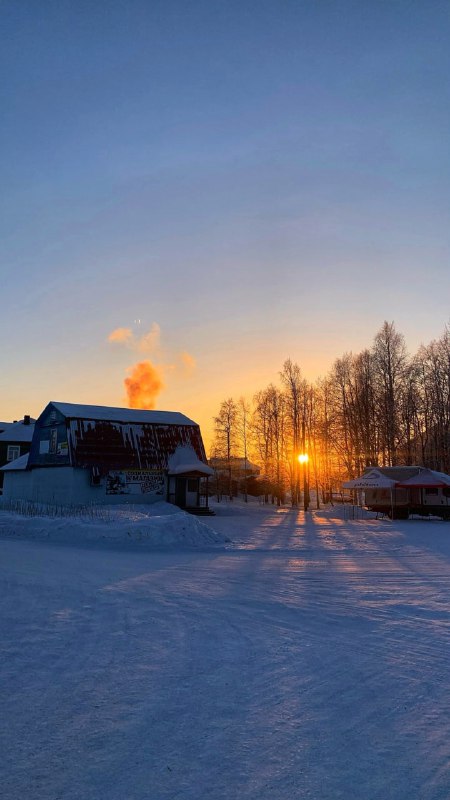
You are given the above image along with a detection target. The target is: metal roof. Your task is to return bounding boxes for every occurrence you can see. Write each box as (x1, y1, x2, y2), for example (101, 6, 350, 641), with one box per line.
(0, 453, 30, 471)
(349, 466, 450, 489)
(50, 402, 197, 426)
(0, 421, 35, 443)
(343, 470, 397, 489)
(396, 469, 450, 488)
(367, 466, 421, 481)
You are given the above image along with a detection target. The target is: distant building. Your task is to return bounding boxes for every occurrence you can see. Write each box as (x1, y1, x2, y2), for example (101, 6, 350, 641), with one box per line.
(344, 466, 450, 519)
(209, 456, 261, 479)
(0, 416, 35, 493)
(1, 402, 213, 512)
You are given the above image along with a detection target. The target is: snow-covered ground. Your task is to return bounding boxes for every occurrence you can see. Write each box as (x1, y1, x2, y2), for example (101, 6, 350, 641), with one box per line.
(0, 501, 229, 548)
(2, 499, 450, 799)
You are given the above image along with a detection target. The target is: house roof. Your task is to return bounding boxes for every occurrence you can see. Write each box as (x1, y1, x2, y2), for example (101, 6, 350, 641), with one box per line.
(0, 421, 35, 443)
(0, 453, 30, 471)
(343, 469, 397, 489)
(396, 469, 450, 488)
(168, 445, 214, 476)
(30, 401, 209, 472)
(49, 402, 196, 426)
(373, 466, 422, 481)
(209, 456, 260, 474)
(344, 466, 450, 490)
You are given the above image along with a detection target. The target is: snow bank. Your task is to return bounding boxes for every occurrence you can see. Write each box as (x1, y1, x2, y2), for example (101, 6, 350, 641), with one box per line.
(0, 501, 229, 548)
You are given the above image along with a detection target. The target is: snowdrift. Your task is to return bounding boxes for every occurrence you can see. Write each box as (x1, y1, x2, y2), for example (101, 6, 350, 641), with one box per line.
(0, 501, 229, 549)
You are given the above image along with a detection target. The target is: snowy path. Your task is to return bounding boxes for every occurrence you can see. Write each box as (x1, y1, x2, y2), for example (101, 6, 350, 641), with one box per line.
(2, 505, 450, 799)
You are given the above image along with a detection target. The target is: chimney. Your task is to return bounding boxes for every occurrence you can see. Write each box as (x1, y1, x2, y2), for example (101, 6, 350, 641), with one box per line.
(23, 415, 31, 425)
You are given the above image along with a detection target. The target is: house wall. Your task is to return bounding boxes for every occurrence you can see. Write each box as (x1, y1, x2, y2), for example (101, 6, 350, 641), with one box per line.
(364, 488, 408, 507)
(0, 441, 32, 490)
(28, 406, 70, 467)
(3, 467, 78, 505)
(186, 479, 199, 506)
(167, 476, 200, 508)
(2, 467, 169, 507)
(364, 486, 450, 513)
(423, 488, 450, 508)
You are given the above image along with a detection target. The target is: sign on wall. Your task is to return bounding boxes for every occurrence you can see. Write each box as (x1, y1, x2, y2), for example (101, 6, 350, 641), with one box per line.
(105, 469, 165, 496)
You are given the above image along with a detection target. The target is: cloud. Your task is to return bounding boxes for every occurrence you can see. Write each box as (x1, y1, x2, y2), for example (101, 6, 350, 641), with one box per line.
(137, 322, 161, 354)
(124, 361, 164, 410)
(180, 351, 196, 376)
(107, 324, 196, 410)
(108, 327, 133, 345)
(107, 322, 161, 354)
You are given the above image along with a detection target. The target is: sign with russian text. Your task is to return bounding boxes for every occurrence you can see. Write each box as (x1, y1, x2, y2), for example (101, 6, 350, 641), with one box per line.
(105, 469, 165, 496)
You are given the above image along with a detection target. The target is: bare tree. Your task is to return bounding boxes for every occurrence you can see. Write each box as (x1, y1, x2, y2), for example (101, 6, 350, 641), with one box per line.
(211, 319, 449, 506)
(280, 359, 307, 507)
(415, 326, 450, 471)
(237, 397, 251, 502)
(213, 398, 238, 500)
(372, 321, 408, 465)
(251, 385, 288, 504)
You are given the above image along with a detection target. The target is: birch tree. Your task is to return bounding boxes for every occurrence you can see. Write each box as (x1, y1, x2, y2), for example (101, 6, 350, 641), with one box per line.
(213, 398, 238, 500)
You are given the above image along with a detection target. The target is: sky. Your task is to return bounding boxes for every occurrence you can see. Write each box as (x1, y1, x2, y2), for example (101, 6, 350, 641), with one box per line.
(1, 0, 449, 448)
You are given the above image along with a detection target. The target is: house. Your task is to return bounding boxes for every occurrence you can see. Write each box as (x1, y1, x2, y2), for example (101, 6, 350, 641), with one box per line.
(209, 456, 261, 480)
(209, 456, 262, 498)
(1, 402, 214, 512)
(343, 466, 450, 519)
(0, 416, 35, 493)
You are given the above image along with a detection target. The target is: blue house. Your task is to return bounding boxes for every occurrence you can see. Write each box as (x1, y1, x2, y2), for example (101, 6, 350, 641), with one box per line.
(2, 402, 213, 511)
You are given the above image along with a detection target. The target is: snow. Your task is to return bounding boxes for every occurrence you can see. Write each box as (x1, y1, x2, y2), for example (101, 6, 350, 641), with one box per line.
(2, 499, 450, 799)
(168, 444, 215, 476)
(0, 421, 35, 442)
(50, 401, 197, 426)
(397, 469, 450, 488)
(343, 469, 397, 488)
(0, 502, 228, 548)
(0, 452, 29, 471)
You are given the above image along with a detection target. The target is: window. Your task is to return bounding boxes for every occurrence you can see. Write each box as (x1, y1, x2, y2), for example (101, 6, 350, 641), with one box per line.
(187, 479, 198, 493)
(425, 488, 438, 496)
(7, 445, 20, 462)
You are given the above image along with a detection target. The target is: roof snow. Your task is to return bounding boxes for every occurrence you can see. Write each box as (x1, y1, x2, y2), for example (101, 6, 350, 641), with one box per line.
(0, 452, 29, 471)
(50, 402, 197, 427)
(168, 445, 214, 476)
(0, 421, 35, 443)
(343, 469, 397, 489)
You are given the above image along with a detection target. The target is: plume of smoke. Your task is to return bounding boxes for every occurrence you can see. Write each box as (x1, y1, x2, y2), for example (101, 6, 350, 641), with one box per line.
(107, 325, 195, 409)
(180, 351, 196, 376)
(108, 327, 133, 345)
(137, 322, 161, 353)
(124, 361, 164, 409)
(107, 323, 161, 354)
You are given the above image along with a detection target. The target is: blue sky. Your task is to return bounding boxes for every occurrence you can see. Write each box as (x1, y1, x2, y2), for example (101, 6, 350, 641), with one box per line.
(1, 0, 449, 442)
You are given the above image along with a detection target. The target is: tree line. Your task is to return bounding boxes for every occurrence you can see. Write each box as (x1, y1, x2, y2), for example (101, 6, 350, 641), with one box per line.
(211, 321, 450, 506)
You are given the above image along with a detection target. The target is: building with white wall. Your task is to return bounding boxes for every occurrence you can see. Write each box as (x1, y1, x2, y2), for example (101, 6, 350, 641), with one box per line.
(1, 402, 213, 512)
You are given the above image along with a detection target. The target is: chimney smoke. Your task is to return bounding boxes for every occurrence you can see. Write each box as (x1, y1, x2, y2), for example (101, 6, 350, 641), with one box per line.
(124, 361, 164, 409)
